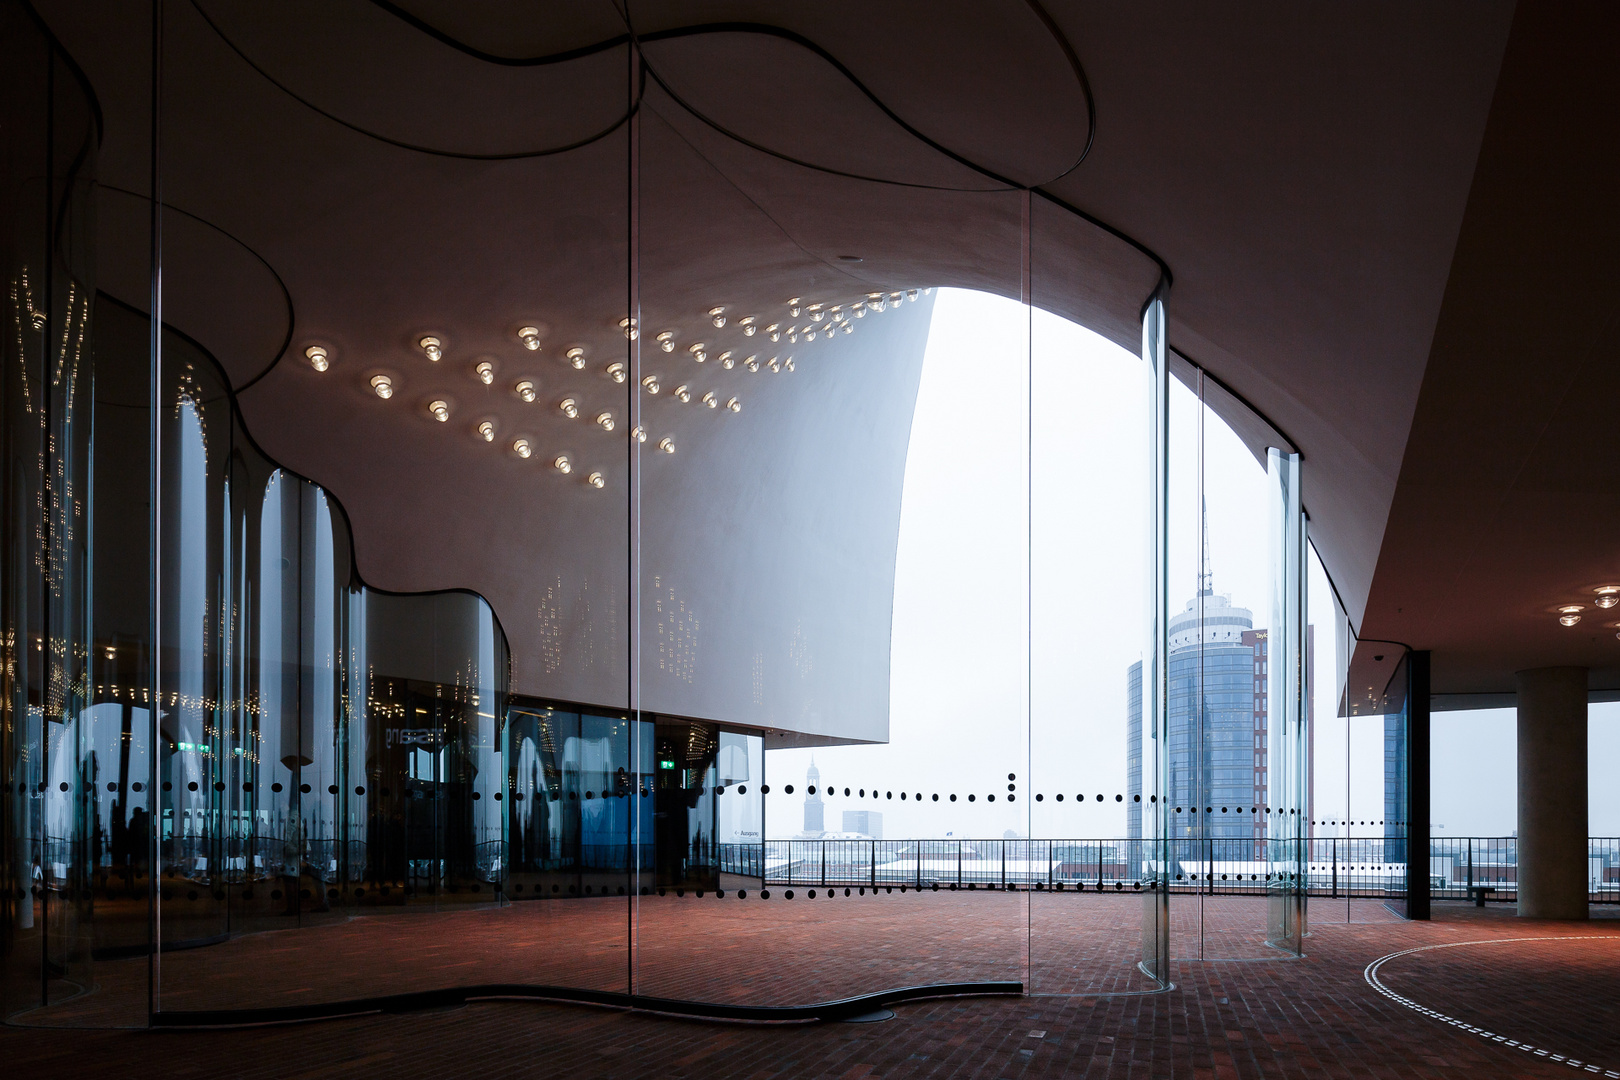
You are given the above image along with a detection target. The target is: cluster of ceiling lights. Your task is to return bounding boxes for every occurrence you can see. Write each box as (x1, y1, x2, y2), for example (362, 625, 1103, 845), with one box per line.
(1553, 586, 1620, 636)
(301, 286, 928, 491)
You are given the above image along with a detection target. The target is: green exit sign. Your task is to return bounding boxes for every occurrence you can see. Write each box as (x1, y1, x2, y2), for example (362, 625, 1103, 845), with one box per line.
(658, 760, 676, 770)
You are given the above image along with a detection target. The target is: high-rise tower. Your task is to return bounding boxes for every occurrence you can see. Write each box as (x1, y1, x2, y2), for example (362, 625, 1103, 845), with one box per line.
(803, 759, 825, 835)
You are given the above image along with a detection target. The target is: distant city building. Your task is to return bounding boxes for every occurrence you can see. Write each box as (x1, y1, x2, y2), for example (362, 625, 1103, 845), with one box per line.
(1127, 584, 1314, 850)
(803, 759, 825, 835)
(842, 810, 883, 840)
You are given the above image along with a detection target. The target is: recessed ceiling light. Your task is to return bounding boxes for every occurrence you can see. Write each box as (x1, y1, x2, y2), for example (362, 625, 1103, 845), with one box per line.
(553, 455, 571, 474)
(630, 425, 646, 443)
(586, 471, 605, 489)
(700, 391, 717, 409)
(428, 400, 450, 422)
(717, 351, 734, 369)
(689, 343, 707, 363)
(766, 324, 781, 342)
(744, 355, 759, 372)
(514, 380, 537, 403)
(1559, 605, 1583, 626)
(787, 297, 801, 317)
(656, 331, 675, 353)
(618, 317, 638, 340)
(725, 397, 741, 413)
(513, 438, 532, 458)
(658, 437, 675, 454)
(305, 345, 329, 371)
(559, 397, 579, 419)
(1597, 587, 1620, 609)
(641, 375, 660, 395)
(768, 357, 780, 373)
(370, 374, 394, 399)
(477, 420, 495, 442)
(475, 361, 495, 384)
(807, 304, 824, 322)
(595, 411, 615, 432)
(606, 363, 627, 383)
(906, 288, 919, 301)
(673, 384, 691, 403)
(517, 326, 542, 351)
(739, 316, 756, 337)
(419, 335, 443, 361)
(566, 347, 585, 369)
(708, 306, 726, 328)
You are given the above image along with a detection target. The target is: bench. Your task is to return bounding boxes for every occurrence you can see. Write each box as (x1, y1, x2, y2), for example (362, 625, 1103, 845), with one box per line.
(1467, 885, 1497, 907)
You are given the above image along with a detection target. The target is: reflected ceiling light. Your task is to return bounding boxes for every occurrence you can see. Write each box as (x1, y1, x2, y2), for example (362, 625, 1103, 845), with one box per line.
(784, 357, 795, 372)
(565, 347, 586, 369)
(739, 316, 757, 336)
(630, 425, 647, 443)
(768, 357, 780, 373)
(767, 324, 781, 342)
(553, 455, 571, 474)
(745, 355, 760, 372)
(641, 374, 660, 395)
(889, 291, 903, 304)
(689, 343, 707, 362)
(708, 306, 727, 328)
(841, 322, 853, 335)
(1559, 605, 1583, 626)
(428, 400, 450, 422)
(787, 296, 802, 317)
(370, 374, 394, 399)
(517, 326, 542, 351)
(477, 420, 495, 442)
(1597, 587, 1620, 608)
(658, 436, 675, 454)
(305, 345, 329, 371)
(807, 304, 824, 322)
(906, 288, 920, 301)
(475, 360, 495, 384)
(656, 331, 675, 353)
(619, 317, 638, 340)
(595, 411, 615, 432)
(725, 396, 741, 413)
(419, 335, 443, 361)
(606, 362, 627, 383)
(718, 350, 734, 369)
(103, 645, 116, 660)
(559, 397, 579, 419)
(512, 438, 532, 458)
(854, 305, 866, 318)
(804, 328, 816, 342)
(515, 379, 537, 402)
(673, 384, 691, 403)
(586, 471, 605, 489)
(700, 391, 717, 409)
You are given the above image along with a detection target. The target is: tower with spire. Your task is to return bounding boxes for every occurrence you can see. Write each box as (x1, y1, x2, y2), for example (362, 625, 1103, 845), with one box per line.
(802, 759, 825, 835)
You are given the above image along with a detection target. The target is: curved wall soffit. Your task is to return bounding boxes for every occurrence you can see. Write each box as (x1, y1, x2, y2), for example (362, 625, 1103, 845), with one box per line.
(20, 0, 104, 144)
(96, 289, 514, 677)
(95, 185, 293, 393)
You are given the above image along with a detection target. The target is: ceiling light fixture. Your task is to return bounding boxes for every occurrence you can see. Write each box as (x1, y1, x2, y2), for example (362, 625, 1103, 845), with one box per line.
(841, 322, 853, 334)
(586, 471, 605, 489)
(565, 347, 585, 369)
(305, 345, 329, 371)
(429, 400, 450, 422)
(1559, 605, 1584, 626)
(766, 324, 781, 342)
(700, 391, 717, 409)
(725, 396, 741, 413)
(673, 384, 691, 403)
(689, 343, 707, 362)
(808, 304, 824, 322)
(768, 357, 780, 373)
(513, 438, 532, 458)
(419, 335, 443, 361)
(787, 296, 801, 317)
(784, 357, 795, 372)
(477, 420, 495, 442)
(641, 375, 660, 395)
(517, 326, 542, 351)
(745, 355, 760, 372)
(630, 425, 647, 443)
(370, 374, 394, 399)
(619, 317, 638, 340)
(559, 397, 579, 419)
(553, 455, 571, 474)
(739, 316, 756, 336)
(717, 350, 734, 369)
(658, 437, 675, 454)
(907, 288, 920, 301)
(595, 411, 615, 431)
(475, 361, 495, 384)
(515, 379, 537, 403)
(708, 306, 726, 328)
(606, 363, 627, 383)
(1597, 587, 1620, 609)
(656, 331, 675, 353)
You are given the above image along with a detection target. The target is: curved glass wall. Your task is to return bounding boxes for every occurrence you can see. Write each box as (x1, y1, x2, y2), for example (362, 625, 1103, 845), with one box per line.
(2, 0, 1320, 1026)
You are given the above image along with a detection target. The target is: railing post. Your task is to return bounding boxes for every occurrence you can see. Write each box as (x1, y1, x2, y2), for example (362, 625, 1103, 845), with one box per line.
(957, 840, 962, 886)
(820, 840, 826, 887)
(871, 840, 876, 888)
(1332, 836, 1337, 899)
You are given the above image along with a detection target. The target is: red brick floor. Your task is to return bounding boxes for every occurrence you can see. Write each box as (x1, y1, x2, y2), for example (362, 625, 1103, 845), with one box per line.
(4, 896, 1618, 1078)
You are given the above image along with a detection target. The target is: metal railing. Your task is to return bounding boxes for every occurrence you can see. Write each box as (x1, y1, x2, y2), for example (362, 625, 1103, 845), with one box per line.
(707, 837, 1620, 901)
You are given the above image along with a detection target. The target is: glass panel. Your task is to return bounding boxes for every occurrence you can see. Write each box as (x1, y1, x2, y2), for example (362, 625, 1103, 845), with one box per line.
(1139, 292, 1171, 985)
(1265, 447, 1306, 954)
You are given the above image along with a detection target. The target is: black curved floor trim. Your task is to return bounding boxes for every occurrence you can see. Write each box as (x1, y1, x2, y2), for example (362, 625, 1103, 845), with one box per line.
(149, 981, 1023, 1028)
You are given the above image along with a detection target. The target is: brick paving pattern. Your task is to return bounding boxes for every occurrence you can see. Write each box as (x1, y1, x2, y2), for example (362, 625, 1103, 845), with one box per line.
(4, 895, 1617, 1078)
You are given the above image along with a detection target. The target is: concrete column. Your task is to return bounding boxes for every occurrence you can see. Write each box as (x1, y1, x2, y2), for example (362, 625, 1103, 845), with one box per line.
(1516, 667, 1588, 919)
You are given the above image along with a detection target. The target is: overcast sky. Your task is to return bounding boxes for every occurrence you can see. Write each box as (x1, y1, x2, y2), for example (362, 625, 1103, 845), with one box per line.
(764, 289, 1619, 840)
